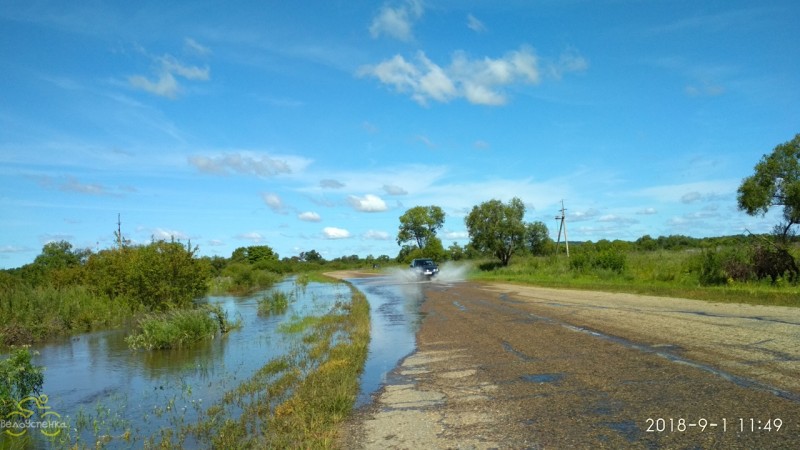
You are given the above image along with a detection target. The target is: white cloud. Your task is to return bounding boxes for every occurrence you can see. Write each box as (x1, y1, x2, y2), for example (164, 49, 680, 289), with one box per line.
(383, 184, 408, 195)
(236, 232, 263, 243)
(208, 239, 225, 246)
(369, 0, 424, 42)
(598, 214, 638, 225)
(33, 175, 116, 196)
(129, 52, 209, 99)
(262, 192, 285, 212)
(637, 180, 738, 203)
(467, 14, 486, 33)
(298, 211, 322, 222)
(184, 37, 211, 56)
(188, 151, 310, 177)
(152, 228, 189, 240)
(681, 191, 703, 203)
(360, 45, 584, 106)
(347, 194, 388, 212)
(323, 227, 351, 239)
(320, 179, 345, 189)
(443, 230, 469, 240)
(637, 207, 658, 215)
(363, 230, 390, 240)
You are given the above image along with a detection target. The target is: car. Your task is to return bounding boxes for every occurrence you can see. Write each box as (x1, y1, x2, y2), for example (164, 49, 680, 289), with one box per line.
(409, 258, 439, 277)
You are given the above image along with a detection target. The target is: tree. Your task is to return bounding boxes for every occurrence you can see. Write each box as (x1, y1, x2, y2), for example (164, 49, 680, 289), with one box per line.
(737, 133, 800, 240)
(465, 197, 526, 266)
(300, 249, 323, 262)
(525, 221, 552, 256)
(397, 206, 445, 249)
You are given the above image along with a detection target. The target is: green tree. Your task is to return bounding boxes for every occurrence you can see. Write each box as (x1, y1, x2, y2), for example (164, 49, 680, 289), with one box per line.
(737, 133, 800, 240)
(465, 197, 526, 266)
(300, 249, 324, 262)
(525, 221, 552, 256)
(397, 206, 446, 249)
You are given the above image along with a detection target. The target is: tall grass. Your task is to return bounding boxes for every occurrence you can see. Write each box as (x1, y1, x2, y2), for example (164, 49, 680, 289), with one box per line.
(125, 305, 241, 350)
(258, 290, 292, 315)
(175, 282, 371, 448)
(471, 250, 800, 307)
(0, 284, 136, 346)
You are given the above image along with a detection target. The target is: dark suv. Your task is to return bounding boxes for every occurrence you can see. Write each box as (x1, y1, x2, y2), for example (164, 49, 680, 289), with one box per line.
(409, 258, 439, 277)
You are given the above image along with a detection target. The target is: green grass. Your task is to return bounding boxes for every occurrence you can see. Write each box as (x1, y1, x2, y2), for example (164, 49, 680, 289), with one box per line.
(470, 251, 800, 307)
(258, 290, 292, 315)
(0, 284, 136, 347)
(174, 282, 371, 448)
(125, 305, 240, 350)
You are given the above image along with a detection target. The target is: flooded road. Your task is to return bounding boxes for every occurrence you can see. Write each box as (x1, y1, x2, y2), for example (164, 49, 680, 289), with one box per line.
(2, 276, 422, 448)
(342, 281, 800, 449)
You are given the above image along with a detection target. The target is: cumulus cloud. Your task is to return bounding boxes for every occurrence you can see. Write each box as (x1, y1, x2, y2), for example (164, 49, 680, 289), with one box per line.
(347, 194, 388, 212)
(188, 152, 309, 177)
(236, 232, 263, 243)
(359, 46, 586, 106)
(443, 230, 469, 240)
(369, 0, 424, 42)
(323, 227, 351, 239)
(152, 228, 189, 240)
(598, 214, 638, 225)
(570, 209, 600, 222)
(298, 211, 322, 222)
(129, 53, 210, 99)
(383, 184, 408, 195)
(363, 230, 390, 240)
(262, 192, 285, 212)
(637, 207, 658, 215)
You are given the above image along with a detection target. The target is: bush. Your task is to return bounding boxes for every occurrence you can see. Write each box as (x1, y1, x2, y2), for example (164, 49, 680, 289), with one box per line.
(569, 250, 626, 274)
(126, 308, 217, 350)
(0, 347, 44, 416)
(699, 250, 727, 286)
(259, 291, 292, 316)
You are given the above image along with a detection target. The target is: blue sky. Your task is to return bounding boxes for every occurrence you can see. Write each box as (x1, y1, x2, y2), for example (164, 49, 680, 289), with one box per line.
(1, 0, 798, 268)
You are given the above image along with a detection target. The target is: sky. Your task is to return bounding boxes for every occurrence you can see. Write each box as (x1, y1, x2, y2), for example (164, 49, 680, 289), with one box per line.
(1, 0, 798, 269)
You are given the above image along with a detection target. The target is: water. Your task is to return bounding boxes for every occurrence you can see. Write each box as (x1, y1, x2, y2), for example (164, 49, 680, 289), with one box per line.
(1, 272, 449, 447)
(349, 276, 426, 407)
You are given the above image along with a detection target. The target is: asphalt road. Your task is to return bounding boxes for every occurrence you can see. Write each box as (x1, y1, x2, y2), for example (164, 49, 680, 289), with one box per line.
(341, 280, 800, 449)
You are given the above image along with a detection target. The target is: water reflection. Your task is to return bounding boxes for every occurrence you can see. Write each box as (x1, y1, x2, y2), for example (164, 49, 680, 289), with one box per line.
(0, 275, 435, 448)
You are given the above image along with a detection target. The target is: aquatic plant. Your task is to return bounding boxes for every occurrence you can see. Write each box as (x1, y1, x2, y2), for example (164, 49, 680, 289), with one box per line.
(125, 304, 240, 350)
(258, 290, 292, 316)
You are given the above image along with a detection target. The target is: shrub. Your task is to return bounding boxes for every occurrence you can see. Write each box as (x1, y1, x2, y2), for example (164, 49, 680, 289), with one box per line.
(0, 347, 44, 416)
(258, 291, 291, 316)
(699, 250, 727, 286)
(126, 308, 217, 350)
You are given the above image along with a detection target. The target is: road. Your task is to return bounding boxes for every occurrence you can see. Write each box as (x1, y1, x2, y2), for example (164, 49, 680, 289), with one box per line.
(339, 279, 800, 449)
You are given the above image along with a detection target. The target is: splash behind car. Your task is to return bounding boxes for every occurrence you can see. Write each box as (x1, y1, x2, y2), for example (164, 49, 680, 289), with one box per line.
(410, 258, 439, 277)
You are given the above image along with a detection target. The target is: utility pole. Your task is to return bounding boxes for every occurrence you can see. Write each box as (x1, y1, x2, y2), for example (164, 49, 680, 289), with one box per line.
(116, 213, 123, 248)
(555, 200, 569, 257)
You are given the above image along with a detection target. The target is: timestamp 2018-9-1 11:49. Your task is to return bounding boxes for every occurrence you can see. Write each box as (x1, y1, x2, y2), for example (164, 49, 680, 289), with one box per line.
(645, 417, 786, 433)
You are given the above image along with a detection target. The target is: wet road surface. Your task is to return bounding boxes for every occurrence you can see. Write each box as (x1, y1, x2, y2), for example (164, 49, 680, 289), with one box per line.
(342, 280, 800, 449)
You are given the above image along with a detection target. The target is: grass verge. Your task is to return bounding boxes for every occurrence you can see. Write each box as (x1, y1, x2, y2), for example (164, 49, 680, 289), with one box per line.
(470, 252, 800, 307)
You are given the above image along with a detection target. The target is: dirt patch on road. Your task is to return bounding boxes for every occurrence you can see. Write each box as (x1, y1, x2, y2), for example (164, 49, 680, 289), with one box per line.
(340, 281, 800, 449)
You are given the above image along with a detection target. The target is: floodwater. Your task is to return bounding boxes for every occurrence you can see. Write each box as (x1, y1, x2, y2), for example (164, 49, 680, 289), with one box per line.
(1, 275, 427, 448)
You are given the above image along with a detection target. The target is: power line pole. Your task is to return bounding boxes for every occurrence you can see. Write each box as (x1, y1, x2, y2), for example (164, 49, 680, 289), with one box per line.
(555, 200, 569, 257)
